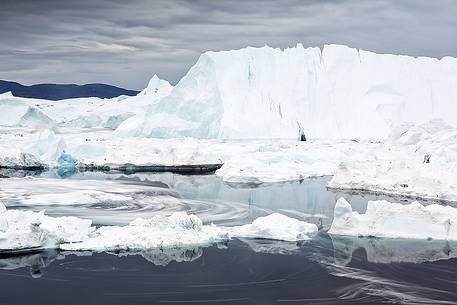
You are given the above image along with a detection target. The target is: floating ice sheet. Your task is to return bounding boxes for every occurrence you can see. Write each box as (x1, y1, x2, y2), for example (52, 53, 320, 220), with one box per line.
(0, 202, 317, 252)
(329, 198, 457, 240)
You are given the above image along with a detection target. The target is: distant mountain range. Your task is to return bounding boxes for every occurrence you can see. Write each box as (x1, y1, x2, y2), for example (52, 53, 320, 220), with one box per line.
(0, 80, 139, 100)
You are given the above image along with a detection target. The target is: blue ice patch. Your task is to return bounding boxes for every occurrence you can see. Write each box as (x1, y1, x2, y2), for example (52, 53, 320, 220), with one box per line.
(57, 153, 78, 177)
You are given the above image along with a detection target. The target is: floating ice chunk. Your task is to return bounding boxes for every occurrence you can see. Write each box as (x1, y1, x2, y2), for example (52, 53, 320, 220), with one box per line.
(56, 153, 78, 177)
(0, 204, 93, 251)
(329, 198, 457, 240)
(0, 200, 318, 252)
(229, 213, 318, 241)
(38, 213, 93, 244)
(61, 212, 229, 251)
(57, 153, 77, 168)
(62, 212, 317, 251)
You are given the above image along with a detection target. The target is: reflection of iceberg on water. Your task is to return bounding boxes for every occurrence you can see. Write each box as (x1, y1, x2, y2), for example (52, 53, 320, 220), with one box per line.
(330, 235, 457, 265)
(236, 238, 302, 255)
(0, 249, 61, 278)
(0, 246, 204, 278)
(113, 247, 204, 266)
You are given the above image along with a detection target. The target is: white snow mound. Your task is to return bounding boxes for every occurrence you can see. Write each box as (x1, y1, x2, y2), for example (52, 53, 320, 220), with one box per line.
(329, 198, 457, 240)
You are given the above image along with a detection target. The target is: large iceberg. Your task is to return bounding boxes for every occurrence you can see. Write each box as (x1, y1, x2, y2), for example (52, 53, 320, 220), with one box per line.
(116, 44, 457, 140)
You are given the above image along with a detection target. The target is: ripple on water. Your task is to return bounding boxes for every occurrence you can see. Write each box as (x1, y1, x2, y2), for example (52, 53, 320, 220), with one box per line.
(1, 171, 455, 228)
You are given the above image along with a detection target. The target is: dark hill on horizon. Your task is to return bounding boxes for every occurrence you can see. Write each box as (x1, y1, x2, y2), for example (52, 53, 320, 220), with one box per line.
(0, 80, 139, 100)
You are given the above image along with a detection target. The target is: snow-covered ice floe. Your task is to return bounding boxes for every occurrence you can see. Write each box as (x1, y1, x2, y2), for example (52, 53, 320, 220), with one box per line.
(0, 201, 317, 252)
(214, 140, 348, 184)
(60, 213, 228, 251)
(0, 126, 354, 181)
(329, 198, 457, 241)
(1, 121, 456, 201)
(62, 212, 317, 251)
(328, 120, 457, 202)
(0, 201, 93, 251)
(228, 213, 317, 242)
(1, 123, 456, 200)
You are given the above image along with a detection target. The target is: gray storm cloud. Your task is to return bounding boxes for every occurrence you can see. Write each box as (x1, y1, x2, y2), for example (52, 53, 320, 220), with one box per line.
(1, 0, 456, 89)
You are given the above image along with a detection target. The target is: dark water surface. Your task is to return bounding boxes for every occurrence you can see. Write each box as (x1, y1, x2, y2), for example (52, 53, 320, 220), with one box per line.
(1, 170, 457, 304)
(2, 238, 457, 305)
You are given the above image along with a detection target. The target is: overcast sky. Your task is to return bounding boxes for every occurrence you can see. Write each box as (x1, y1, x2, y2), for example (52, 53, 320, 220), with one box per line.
(1, 0, 456, 89)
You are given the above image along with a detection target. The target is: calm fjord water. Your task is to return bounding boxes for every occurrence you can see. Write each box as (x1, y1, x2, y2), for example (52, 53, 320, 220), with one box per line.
(0, 171, 456, 304)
